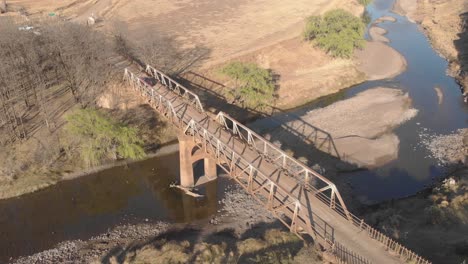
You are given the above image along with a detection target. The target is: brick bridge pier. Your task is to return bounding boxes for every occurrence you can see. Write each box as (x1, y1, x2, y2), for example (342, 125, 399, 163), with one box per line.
(178, 133, 218, 187)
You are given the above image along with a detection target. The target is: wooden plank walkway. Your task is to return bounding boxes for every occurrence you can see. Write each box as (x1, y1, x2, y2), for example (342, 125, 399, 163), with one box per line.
(122, 63, 430, 264)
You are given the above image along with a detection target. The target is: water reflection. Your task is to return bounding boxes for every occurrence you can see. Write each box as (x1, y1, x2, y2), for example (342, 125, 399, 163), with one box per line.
(0, 152, 225, 262)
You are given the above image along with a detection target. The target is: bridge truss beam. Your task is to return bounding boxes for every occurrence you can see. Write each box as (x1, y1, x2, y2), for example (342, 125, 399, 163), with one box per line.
(123, 66, 431, 264)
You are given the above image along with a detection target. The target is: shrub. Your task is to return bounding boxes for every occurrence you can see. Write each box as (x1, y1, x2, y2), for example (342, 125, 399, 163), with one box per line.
(220, 62, 275, 109)
(303, 9, 366, 58)
(362, 10, 372, 25)
(358, 0, 373, 6)
(65, 109, 145, 167)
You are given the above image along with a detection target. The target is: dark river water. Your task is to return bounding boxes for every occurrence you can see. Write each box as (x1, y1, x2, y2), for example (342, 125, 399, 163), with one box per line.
(1, 0, 467, 262)
(0, 152, 231, 262)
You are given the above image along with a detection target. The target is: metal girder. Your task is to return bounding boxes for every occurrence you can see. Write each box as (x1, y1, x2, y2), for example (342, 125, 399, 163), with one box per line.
(215, 111, 351, 220)
(145, 65, 204, 113)
(123, 68, 431, 264)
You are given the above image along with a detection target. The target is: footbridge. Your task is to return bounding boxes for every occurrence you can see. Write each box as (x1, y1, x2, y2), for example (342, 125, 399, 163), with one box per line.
(123, 65, 430, 264)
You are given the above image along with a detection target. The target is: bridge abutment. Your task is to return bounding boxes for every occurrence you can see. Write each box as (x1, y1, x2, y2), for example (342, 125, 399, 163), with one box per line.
(178, 133, 217, 188)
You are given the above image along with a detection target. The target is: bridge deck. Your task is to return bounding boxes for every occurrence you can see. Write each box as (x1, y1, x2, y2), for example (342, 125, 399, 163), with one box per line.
(123, 65, 404, 264)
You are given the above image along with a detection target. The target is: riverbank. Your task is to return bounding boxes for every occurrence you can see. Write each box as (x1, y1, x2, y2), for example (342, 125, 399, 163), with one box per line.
(393, 0, 468, 100)
(363, 166, 468, 264)
(361, 128, 467, 263)
(0, 90, 177, 200)
(9, 180, 322, 264)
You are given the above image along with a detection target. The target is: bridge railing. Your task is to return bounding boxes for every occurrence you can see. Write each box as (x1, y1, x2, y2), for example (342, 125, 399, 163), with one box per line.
(216, 111, 351, 219)
(328, 240, 372, 264)
(145, 65, 205, 113)
(124, 68, 190, 128)
(215, 111, 431, 264)
(124, 67, 431, 264)
(184, 118, 375, 264)
(216, 107, 433, 264)
(124, 67, 371, 263)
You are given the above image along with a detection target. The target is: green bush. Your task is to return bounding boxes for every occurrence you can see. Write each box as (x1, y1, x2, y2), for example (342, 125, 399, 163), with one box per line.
(220, 62, 275, 109)
(358, 0, 373, 6)
(65, 109, 145, 167)
(303, 9, 366, 58)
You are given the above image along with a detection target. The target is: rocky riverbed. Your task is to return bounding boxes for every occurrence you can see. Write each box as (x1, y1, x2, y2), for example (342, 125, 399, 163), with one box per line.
(10, 178, 315, 264)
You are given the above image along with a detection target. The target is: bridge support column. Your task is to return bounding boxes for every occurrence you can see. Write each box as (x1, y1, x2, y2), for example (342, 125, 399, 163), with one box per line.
(178, 133, 217, 188)
(179, 134, 195, 188)
(204, 157, 217, 180)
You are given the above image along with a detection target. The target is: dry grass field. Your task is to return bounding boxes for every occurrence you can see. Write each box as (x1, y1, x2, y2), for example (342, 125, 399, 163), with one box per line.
(9, 0, 363, 64)
(6, 0, 366, 108)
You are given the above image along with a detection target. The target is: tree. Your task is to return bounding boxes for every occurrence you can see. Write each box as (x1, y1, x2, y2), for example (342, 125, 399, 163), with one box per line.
(303, 9, 366, 58)
(358, 0, 373, 6)
(43, 21, 113, 106)
(220, 62, 276, 109)
(65, 109, 145, 167)
(0, 18, 114, 143)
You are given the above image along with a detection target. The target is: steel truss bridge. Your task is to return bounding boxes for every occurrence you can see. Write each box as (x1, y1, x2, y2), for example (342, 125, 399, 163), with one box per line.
(123, 65, 430, 264)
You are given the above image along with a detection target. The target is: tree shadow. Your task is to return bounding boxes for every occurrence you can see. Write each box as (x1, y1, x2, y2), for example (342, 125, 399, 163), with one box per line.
(97, 221, 315, 264)
(112, 25, 211, 78)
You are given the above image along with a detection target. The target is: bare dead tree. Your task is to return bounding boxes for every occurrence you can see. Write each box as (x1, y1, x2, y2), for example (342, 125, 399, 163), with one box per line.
(43, 22, 113, 106)
(0, 18, 115, 142)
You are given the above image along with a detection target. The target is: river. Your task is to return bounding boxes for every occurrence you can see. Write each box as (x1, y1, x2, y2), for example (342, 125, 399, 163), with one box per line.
(1, 0, 467, 262)
(0, 152, 232, 262)
(249, 0, 467, 203)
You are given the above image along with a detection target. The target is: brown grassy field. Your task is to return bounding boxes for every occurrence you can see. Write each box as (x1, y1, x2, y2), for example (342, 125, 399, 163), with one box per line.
(10, 0, 363, 64)
(7, 0, 366, 109)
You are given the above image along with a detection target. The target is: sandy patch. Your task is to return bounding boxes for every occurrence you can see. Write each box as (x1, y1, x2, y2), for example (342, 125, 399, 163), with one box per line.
(355, 41, 407, 80)
(434, 86, 444, 105)
(392, 0, 417, 22)
(369, 26, 389, 43)
(96, 82, 147, 110)
(375, 16, 397, 23)
(266, 87, 418, 168)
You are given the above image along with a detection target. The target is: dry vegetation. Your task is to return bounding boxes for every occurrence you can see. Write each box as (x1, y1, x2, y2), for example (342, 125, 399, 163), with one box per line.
(0, 17, 175, 199)
(95, 228, 320, 264)
(6, 0, 367, 111)
(364, 125, 468, 264)
(364, 169, 468, 264)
